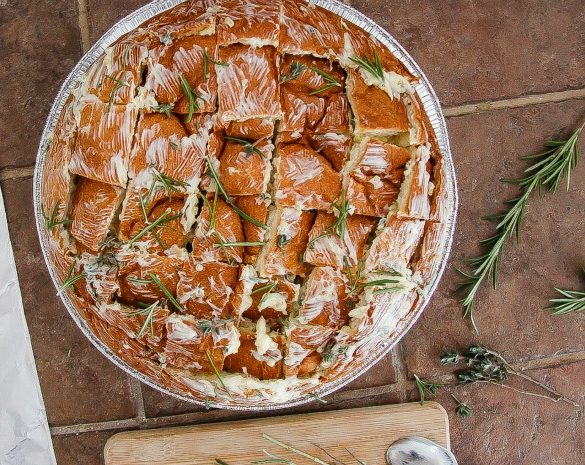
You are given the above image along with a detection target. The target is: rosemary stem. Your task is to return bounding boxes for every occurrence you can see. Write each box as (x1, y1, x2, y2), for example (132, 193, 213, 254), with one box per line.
(262, 434, 332, 465)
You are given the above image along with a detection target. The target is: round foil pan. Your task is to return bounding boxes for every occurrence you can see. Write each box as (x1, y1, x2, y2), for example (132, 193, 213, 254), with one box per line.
(33, 0, 458, 410)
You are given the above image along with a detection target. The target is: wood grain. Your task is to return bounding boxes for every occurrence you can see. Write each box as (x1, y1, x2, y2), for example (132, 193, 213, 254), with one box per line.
(105, 402, 449, 465)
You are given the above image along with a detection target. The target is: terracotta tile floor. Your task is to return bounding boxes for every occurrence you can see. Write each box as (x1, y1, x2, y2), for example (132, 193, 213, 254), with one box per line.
(1, 1, 584, 464)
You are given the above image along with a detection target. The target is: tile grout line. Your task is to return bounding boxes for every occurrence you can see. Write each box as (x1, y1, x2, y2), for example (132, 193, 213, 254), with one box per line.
(77, 0, 91, 53)
(127, 375, 147, 424)
(0, 166, 34, 182)
(390, 344, 408, 402)
(443, 88, 585, 117)
(49, 351, 585, 436)
(50, 418, 141, 436)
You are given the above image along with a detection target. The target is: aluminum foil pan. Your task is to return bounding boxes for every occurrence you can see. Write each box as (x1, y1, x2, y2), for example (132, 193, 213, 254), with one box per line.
(33, 0, 458, 410)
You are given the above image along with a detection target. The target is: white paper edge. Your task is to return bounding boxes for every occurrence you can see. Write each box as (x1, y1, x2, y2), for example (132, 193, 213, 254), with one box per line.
(0, 188, 57, 465)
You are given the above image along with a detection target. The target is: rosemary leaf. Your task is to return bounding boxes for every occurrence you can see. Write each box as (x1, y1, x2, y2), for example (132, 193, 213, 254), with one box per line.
(206, 350, 232, 398)
(179, 73, 200, 123)
(224, 135, 265, 158)
(105, 74, 130, 112)
(349, 51, 384, 82)
(280, 61, 306, 83)
(154, 103, 174, 117)
(205, 157, 269, 229)
(57, 264, 86, 295)
(251, 282, 277, 296)
(451, 394, 471, 418)
(276, 234, 290, 248)
(129, 211, 180, 245)
(455, 123, 584, 333)
(439, 350, 461, 365)
(41, 200, 70, 230)
(262, 434, 332, 465)
(152, 169, 188, 200)
(148, 272, 183, 312)
(308, 66, 341, 95)
(129, 301, 159, 337)
(202, 48, 228, 81)
(546, 268, 585, 314)
(213, 241, 266, 248)
(413, 374, 443, 406)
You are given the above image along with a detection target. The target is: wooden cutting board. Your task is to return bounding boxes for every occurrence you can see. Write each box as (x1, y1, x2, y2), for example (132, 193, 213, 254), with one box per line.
(105, 402, 449, 465)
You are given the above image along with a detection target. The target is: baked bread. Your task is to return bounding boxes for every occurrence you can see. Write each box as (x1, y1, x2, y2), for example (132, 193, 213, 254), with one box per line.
(39, 0, 452, 406)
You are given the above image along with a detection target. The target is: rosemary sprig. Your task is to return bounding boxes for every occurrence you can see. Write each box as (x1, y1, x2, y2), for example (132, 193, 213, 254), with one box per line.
(216, 460, 231, 465)
(179, 73, 201, 123)
(121, 46, 131, 68)
(201, 189, 219, 233)
(154, 103, 174, 117)
(224, 136, 265, 158)
(262, 434, 331, 465)
(450, 394, 471, 418)
(253, 451, 295, 465)
(129, 301, 159, 337)
(152, 169, 188, 200)
(205, 157, 269, 229)
(307, 191, 350, 249)
(213, 241, 266, 248)
(413, 374, 443, 406)
(41, 201, 70, 230)
(280, 61, 306, 83)
(309, 66, 341, 95)
(128, 210, 180, 245)
(160, 33, 172, 46)
(344, 256, 364, 295)
(441, 345, 578, 406)
(57, 264, 86, 295)
(105, 75, 130, 112)
(439, 350, 461, 365)
(205, 350, 232, 398)
(251, 282, 278, 296)
(202, 48, 228, 81)
(148, 272, 182, 312)
(197, 320, 212, 335)
(138, 192, 150, 224)
(546, 269, 585, 314)
(455, 124, 584, 333)
(349, 51, 384, 82)
(308, 393, 327, 404)
(277, 234, 290, 248)
(127, 275, 152, 285)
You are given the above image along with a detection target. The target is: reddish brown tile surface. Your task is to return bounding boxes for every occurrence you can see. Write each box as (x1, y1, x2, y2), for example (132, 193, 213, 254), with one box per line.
(86, 0, 152, 43)
(402, 99, 585, 379)
(433, 362, 585, 464)
(0, 0, 81, 169)
(351, 0, 585, 106)
(52, 431, 112, 465)
(1, 178, 136, 426)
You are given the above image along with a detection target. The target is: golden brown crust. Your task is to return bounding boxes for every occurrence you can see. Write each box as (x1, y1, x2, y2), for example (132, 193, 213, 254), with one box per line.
(280, 0, 344, 58)
(346, 70, 409, 137)
(346, 140, 411, 218)
(275, 143, 341, 210)
(69, 102, 138, 187)
(217, 0, 281, 47)
(177, 259, 239, 319)
(68, 177, 124, 253)
(217, 44, 280, 122)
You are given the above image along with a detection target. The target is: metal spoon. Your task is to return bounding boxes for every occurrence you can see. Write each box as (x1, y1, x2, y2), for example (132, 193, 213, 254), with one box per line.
(386, 437, 458, 465)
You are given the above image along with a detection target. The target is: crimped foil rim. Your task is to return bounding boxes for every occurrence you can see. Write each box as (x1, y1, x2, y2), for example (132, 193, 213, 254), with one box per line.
(33, 0, 458, 411)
